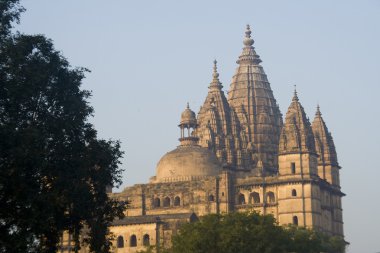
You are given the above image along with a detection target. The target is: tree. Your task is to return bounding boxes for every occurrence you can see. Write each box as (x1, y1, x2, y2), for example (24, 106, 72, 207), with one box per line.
(286, 225, 347, 253)
(163, 212, 346, 253)
(0, 0, 24, 39)
(0, 1, 126, 252)
(171, 212, 289, 253)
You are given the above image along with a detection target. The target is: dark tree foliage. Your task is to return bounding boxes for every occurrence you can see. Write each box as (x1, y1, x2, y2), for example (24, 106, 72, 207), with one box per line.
(0, 1, 126, 252)
(0, 0, 24, 39)
(163, 212, 346, 253)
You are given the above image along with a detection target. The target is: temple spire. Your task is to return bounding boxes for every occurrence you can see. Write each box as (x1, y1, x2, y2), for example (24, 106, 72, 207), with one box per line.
(228, 24, 282, 170)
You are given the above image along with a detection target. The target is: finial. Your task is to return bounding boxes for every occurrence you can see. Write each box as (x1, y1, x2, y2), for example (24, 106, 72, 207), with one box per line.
(245, 24, 251, 38)
(212, 59, 219, 79)
(316, 104, 322, 116)
(186, 102, 189, 109)
(292, 85, 299, 101)
(237, 24, 262, 64)
(209, 59, 223, 89)
(243, 24, 254, 46)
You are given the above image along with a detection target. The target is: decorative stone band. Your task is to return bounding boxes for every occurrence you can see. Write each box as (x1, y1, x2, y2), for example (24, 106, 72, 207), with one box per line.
(278, 151, 319, 156)
(158, 174, 219, 183)
(179, 136, 199, 146)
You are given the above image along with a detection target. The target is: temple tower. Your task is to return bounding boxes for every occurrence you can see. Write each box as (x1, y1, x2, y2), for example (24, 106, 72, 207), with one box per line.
(311, 106, 344, 236)
(311, 106, 340, 187)
(277, 90, 322, 230)
(196, 61, 232, 163)
(227, 25, 282, 172)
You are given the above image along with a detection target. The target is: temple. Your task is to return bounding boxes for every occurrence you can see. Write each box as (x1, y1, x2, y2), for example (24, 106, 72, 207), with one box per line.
(60, 25, 344, 253)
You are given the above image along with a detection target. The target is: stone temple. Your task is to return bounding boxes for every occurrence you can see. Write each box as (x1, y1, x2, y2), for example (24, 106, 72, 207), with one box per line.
(60, 25, 344, 252)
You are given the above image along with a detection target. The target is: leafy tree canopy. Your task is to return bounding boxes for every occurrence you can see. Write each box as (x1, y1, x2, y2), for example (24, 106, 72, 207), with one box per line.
(0, 0, 24, 38)
(159, 212, 346, 253)
(0, 1, 126, 252)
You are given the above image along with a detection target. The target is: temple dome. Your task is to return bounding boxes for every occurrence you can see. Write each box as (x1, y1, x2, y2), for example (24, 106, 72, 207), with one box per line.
(155, 145, 221, 182)
(154, 103, 222, 183)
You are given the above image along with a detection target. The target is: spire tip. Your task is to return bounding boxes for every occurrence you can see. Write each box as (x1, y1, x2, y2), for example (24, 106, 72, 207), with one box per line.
(292, 85, 299, 101)
(212, 59, 219, 80)
(316, 104, 322, 116)
(243, 24, 254, 46)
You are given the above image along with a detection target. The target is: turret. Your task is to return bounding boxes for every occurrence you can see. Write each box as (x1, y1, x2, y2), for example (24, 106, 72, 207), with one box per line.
(179, 103, 198, 146)
(311, 105, 340, 187)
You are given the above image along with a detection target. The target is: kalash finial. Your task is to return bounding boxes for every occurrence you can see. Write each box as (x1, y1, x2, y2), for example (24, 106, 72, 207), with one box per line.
(244, 24, 254, 47)
(213, 59, 219, 79)
(316, 104, 322, 116)
(292, 85, 299, 102)
(186, 102, 190, 109)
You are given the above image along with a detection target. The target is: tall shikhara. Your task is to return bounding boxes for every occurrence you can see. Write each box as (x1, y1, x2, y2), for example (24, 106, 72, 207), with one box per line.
(196, 25, 283, 173)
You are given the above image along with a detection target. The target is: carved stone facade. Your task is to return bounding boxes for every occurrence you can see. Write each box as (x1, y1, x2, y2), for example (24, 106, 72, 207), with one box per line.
(60, 25, 344, 253)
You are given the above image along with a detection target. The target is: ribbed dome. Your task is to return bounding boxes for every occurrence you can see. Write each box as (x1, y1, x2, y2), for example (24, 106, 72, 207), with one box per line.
(180, 104, 197, 125)
(155, 145, 221, 182)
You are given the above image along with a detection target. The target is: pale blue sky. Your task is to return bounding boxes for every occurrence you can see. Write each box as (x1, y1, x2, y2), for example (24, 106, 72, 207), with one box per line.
(18, 1, 380, 252)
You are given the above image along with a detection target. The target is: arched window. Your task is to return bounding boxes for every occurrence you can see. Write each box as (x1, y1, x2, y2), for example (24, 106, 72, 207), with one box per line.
(208, 194, 215, 202)
(266, 192, 275, 203)
(291, 162, 296, 174)
(163, 196, 171, 207)
(293, 216, 298, 226)
(153, 197, 160, 208)
(130, 235, 137, 247)
(117, 236, 124, 248)
(143, 234, 150, 246)
(238, 193, 245, 204)
(292, 189, 297, 197)
(174, 196, 180, 206)
(250, 192, 260, 204)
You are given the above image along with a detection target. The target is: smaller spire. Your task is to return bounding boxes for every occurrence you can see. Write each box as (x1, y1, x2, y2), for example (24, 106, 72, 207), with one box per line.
(292, 85, 299, 102)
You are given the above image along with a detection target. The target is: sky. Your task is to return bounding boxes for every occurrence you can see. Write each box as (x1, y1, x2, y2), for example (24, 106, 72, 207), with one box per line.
(17, 0, 380, 252)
